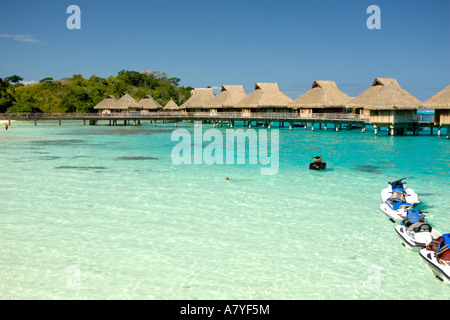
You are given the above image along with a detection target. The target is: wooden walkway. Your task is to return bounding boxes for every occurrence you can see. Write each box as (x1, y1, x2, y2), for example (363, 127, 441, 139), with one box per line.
(0, 112, 443, 136)
(0, 111, 435, 123)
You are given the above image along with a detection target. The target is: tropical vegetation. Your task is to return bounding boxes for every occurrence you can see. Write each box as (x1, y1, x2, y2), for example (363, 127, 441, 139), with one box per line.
(0, 70, 193, 113)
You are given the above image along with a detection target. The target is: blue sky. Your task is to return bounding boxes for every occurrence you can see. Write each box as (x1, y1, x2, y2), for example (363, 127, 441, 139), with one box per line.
(0, 0, 448, 100)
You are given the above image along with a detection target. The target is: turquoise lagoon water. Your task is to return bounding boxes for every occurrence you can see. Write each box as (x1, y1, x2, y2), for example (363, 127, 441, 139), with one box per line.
(0, 120, 449, 299)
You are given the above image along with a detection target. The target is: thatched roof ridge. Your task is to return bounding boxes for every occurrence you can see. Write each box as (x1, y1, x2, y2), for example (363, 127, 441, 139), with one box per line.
(94, 95, 118, 109)
(235, 83, 293, 108)
(212, 85, 247, 108)
(163, 98, 179, 110)
(346, 78, 420, 110)
(179, 88, 215, 109)
(289, 80, 351, 109)
(138, 94, 162, 110)
(117, 93, 139, 109)
(421, 85, 450, 109)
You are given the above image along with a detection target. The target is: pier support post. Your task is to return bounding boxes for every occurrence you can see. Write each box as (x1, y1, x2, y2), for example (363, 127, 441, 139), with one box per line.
(374, 125, 378, 135)
(335, 124, 338, 132)
(35, 120, 37, 126)
(430, 126, 433, 135)
(154, 121, 156, 126)
(59, 120, 61, 125)
(438, 127, 441, 136)
(390, 126, 395, 136)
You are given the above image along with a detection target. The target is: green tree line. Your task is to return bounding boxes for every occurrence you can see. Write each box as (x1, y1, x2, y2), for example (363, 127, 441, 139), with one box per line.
(0, 70, 193, 113)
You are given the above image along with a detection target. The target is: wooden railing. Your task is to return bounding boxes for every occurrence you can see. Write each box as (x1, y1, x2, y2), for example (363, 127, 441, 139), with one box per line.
(0, 112, 371, 123)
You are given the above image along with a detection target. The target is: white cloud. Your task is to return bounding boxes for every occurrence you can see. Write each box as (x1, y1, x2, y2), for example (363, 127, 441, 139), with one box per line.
(20, 80, 38, 86)
(0, 33, 39, 43)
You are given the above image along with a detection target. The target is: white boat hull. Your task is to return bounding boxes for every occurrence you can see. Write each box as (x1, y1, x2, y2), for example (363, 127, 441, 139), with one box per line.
(419, 248, 450, 284)
(395, 225, 440, 250)
(379, 202, 409, 222)
(380, 187, 420, 205)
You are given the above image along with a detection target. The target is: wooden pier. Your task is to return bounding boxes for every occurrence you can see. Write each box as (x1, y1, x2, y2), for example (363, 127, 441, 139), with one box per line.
(0, 112, 446, 137)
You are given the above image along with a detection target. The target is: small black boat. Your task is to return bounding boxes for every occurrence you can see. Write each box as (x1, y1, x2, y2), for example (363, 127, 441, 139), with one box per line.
(309, 156, 326, 170)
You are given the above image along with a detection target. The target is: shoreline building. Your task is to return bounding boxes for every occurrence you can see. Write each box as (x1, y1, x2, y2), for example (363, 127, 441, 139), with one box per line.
(422, 85, 450, 137)
(163, 98, 179, 111)
(234, 83, 293, 115)
(211, 85, 247, 114)
(346, 78, 421, 135)
(179, 88, 215, 113)
(93, 95, 118, 114)
(289, 80, 351, 114)
(138, 94, 162, 113)
(117, 93, 140, 113)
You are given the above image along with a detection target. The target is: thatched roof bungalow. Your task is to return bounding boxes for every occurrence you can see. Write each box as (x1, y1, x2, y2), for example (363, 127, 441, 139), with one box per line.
(346, 78, 421, 125)
(212, 85, 247, 113)
(179, 88, 215, 112)
(117, 93, 139, 111)
(421, 85, 450, 126)
(234, 83, 293, 114)
(94, 95, 119, 113)
(163, 98, 179, 111)
(289, 80, 351, 114)
(138, 94, 162, 113)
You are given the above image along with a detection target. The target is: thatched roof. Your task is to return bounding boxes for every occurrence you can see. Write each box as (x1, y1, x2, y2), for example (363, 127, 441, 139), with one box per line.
(179, 88, 215, 109)
(163, 99, 179, 110)
(138, 95, 162, 110)
(421, 85, 450, 109)
(235, 83, 293, 108)
(289, 80, 351, 109)
(212, 85, 247, 109)
(94, 95, 118, 109)
(346, 78, 421, 110)
(109, 93, 139, 110)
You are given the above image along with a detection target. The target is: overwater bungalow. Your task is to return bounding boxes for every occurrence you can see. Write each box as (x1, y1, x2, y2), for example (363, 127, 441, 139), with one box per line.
(179, 88, 215, 113)
(117, 93, 140, 113)
(346, 78, 421, 135)
(212, 85, 247, 114)
(138, 94, 162, 113)
(421, 85, 450, 134)
(289, 80, 351, 114)
(163, 98, 179, 111)
(93, 95, 119, 114)
(234, 83, 293, 115)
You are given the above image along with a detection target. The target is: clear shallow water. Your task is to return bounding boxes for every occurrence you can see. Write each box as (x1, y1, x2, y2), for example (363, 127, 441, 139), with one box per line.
(0, 120, 449, 299)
